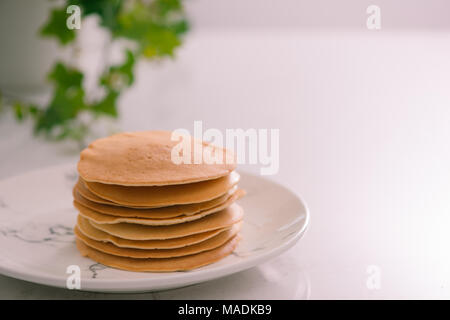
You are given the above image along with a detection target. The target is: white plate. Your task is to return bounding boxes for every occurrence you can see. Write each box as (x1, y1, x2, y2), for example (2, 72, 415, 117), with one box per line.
(0, 163, 309, 293)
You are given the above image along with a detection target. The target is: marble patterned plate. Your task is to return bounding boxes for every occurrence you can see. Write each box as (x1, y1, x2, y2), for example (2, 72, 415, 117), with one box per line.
(0, 163, 309, 293)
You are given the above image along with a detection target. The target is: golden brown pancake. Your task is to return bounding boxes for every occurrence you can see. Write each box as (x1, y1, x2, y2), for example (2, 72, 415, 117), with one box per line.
(83, 171, 240, 207)
(76, 215, 229, 249)
(74, 130, 245, 272)
(74, 189, 245, 225)
(87, 204, 243, 240)
(75, 180, 119, 207)
(74, 221, 241, 258)
(73, 185, 242, 218)
(76, 235, 241, 272)
(77, 131, 236, 186)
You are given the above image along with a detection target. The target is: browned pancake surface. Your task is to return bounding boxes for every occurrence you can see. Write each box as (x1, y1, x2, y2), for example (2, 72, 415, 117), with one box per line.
(83, 171, 240, 207)
(76, 215, 230, 249)
(74, 188, 244, 225)
(87, 204, 243, 240)
(77, 131, 236, 186)
(74, 222, 241, 258)
(76, 235, 241, 272)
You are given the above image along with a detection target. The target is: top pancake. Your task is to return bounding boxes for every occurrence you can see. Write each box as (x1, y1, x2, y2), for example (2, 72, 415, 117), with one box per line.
(77, 131, 236, 186)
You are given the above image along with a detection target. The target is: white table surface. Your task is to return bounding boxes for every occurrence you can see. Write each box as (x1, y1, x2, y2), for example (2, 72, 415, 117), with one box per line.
(1, 30, 450, 299)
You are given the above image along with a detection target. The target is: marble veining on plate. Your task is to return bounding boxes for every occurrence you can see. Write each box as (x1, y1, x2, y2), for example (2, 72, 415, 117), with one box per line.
(0, 163, 308, 292)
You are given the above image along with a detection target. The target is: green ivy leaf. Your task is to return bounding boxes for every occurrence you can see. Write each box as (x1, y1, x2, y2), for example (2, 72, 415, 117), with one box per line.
(100, 49, 135, 91)
(153, 0, 183, 17)
(40, 8, 76, 45)
(48, 62, 84, 89)
(35, 87, 85, 132)
(90, 90, 119, 117)
(10, 0, 189, 144)
(35, 63, 86, 132)
(68, 0, 122, 31)
(115, 2, 187, 57)
(169, 20, 189, 36)
(12, 102, 39, 122)
(140, 27, 182, 57)
(13, 102, 25, 121)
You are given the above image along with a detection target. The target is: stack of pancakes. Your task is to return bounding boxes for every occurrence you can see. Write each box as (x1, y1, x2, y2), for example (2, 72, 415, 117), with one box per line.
(73, 131, 244, 272)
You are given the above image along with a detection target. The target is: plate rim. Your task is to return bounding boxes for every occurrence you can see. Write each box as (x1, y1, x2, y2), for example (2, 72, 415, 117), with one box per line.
(0, 163, 309, 292)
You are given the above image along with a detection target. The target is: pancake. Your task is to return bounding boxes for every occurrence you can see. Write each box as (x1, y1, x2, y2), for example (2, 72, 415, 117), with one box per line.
(77, 131, 236, 186)
(74, 189, 245, 225)
(83, 171, 240, 207)
(76, 215, 229, 249)
(76, 234, 241, 272)
(74, 130, 245, 271)
(76, 179, 181, 209)
(73, 185, 241, 218)
(75, 180, 119, 207)
(74, 221, 241, 258)
(87, 203, 243, 240)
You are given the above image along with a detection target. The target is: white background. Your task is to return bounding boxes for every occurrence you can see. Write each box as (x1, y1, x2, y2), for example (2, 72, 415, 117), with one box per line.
(0, 0, 450, 299)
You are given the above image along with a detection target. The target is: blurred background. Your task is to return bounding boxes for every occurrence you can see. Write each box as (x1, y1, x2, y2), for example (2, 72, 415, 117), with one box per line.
(0, 0, 450, 299)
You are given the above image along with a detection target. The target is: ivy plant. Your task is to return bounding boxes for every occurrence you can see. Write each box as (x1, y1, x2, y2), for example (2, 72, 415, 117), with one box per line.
(7, 0, 188, 144)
